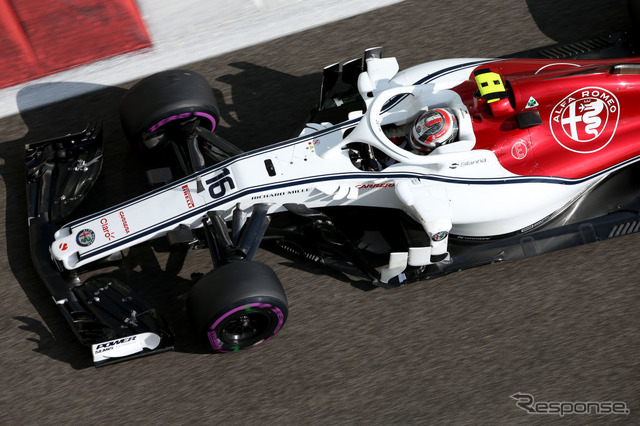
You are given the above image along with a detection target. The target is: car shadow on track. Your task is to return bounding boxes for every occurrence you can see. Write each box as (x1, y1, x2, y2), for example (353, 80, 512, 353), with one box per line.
(1, 62, 336, 368)
(2, 81, 218, 368)
(526, 0, 633, 43)
(212, 61, 321, 150)
(0, 82, 159, 368)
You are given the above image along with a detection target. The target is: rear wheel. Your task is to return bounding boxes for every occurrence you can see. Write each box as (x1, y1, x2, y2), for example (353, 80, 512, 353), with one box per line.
(187, 261, 288, 353)
(119, 69, 219, 152)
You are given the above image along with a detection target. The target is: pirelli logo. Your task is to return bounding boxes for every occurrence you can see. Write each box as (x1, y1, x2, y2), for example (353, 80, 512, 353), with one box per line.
(182, 184, 195, 209)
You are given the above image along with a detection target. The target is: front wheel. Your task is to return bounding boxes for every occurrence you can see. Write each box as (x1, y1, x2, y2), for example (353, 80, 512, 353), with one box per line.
(187, 261, 288, 353)
(119, 69, 219, 152)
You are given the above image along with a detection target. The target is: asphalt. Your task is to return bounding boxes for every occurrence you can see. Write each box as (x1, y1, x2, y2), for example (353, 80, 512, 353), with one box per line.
(1, 0, 638, 424)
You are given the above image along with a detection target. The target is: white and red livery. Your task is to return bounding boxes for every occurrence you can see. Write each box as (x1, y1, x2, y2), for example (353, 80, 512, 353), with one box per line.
(26, 44, 640, 364)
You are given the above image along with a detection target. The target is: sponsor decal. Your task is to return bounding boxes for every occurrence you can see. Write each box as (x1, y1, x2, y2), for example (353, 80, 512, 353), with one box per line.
(58, 243, 68, 251)
(550, 87, 620, 153)
(93, 336, 138, 354)
(511, 140, 528, 160)
(525, 96, 539, 108)
(432, 231, 449, 242)
(252, 191, 283, 200)
(76, 229, 95, 247)
(206, 168, 235, 199)
(100, 218, 115, 241)
(355, 183, 395, 189)
(519, 213, 553, 233)
(119, 211, 131, 234)
(92, 332, 162, 362)
(449, 158, 487, 169)
(182, 184, 195, 209)
(451, 234, 492, 241)
(251, 187, 310, 200)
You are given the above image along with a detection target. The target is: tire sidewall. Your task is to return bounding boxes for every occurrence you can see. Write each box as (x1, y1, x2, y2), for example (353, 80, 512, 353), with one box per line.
(187, 261, 288, 353)
(205, 296, 287, 352)
(119, 69, 220, 151)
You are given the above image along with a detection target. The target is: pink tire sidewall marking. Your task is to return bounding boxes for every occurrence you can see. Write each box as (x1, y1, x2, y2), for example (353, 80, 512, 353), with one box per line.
(207, 302, 285, 352)
(148, 111, 217, 133)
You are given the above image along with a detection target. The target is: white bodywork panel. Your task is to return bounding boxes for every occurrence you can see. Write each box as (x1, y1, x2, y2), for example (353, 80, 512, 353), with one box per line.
(92, 332, 161, 363)
(51, 57, 608, 271)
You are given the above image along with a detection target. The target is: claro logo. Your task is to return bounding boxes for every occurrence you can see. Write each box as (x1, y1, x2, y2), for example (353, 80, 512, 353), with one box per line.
(206, 168, 235, 199)
(100, 218, 115, 241)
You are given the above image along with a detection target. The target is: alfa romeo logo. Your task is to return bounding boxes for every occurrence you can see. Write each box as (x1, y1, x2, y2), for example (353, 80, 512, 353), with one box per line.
(76, 229, 95, 247)
(432, 231, 448, 242)
(549, 87, 620, 154)
(511, 140, 528, 160)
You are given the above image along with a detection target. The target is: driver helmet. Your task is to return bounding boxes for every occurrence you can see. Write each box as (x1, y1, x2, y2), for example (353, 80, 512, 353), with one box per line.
(409, 108, 458, 152)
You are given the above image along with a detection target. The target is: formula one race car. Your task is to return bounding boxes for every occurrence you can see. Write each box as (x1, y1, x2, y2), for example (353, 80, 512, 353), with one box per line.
(26, 33, 640, 365)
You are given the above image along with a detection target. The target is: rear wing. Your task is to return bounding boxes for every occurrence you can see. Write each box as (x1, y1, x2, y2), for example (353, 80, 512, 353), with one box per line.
(314, 47, 398, 123)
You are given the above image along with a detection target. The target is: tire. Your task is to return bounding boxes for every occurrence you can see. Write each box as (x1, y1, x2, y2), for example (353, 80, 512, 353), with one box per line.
(187, 261, 288, 353)
(119, 69, 219, 151)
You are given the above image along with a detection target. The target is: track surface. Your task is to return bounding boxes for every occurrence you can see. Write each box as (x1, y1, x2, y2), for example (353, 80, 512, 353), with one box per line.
(1, 1, 638, 423)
